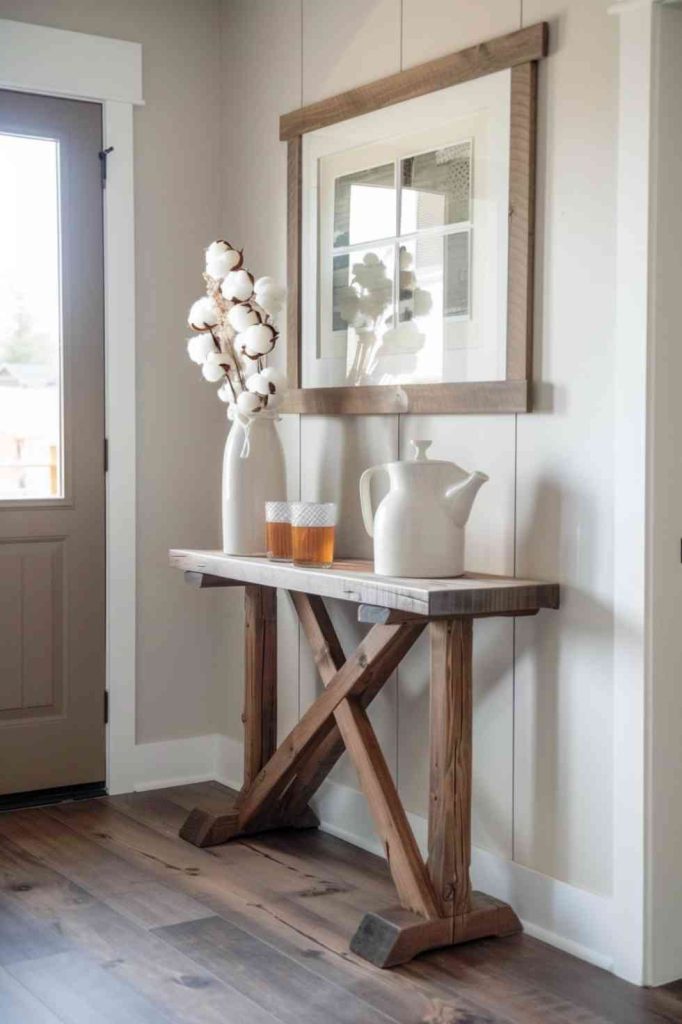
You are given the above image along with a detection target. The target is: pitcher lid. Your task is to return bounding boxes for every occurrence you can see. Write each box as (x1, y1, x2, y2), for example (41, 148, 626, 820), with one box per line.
(411, 440, 432, 461)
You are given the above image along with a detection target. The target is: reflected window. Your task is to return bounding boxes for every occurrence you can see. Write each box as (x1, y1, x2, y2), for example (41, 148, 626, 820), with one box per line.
(333, 163, 395, 246)
(328, 141, 472, 383)
(0, 133, 62, 499)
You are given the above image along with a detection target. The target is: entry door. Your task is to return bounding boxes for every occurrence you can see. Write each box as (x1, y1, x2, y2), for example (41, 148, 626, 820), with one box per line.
(0, 90, 106, 795)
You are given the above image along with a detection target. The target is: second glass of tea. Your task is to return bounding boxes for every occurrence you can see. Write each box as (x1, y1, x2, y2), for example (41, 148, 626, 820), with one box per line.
(265, 501, 292, 561)
(291, 502, 337, 568)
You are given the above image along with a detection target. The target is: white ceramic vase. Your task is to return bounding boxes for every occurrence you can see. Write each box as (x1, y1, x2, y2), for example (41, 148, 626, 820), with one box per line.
(222, 414, 286, 555)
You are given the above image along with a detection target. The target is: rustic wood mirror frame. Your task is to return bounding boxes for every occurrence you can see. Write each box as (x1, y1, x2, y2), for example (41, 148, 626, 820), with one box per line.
(279, 22, 548, 416)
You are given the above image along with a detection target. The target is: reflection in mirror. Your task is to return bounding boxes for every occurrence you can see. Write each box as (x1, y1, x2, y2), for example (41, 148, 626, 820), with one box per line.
(306, 68, 512, 391)
(444, 232, 470, 318)
(333, 163, 395, 246)
(400, 141, 471, 233)
(332, 246, 395, 385)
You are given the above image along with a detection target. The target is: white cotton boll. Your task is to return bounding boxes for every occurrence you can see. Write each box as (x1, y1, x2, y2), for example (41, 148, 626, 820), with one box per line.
(205, 240, 242, 279)
(202, 360, 225, 382)
(186, 333, 214, 364)
(227, 303, 259, 332)
(217, 381, 233, 403)
(236, 390, 261, 415)
(256, 290, 284, 316)
(254, 278, 285, 315)
(255, 278, 285, 301)
(254, 276, 275, 292)
(221, 269, 254, 302)
(260, 366, 287, 390)
(241, 323, 276, 356)
(246, 373, 270, 397)
(188, 296, 219, 329)
(205, 350, 230, 366)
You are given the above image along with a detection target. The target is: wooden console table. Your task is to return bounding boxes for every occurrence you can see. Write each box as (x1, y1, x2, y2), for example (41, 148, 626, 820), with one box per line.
(169, 549, 560, 967)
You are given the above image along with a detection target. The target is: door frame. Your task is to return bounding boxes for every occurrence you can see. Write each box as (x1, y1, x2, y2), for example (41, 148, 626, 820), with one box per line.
(0, 18, 141, 794)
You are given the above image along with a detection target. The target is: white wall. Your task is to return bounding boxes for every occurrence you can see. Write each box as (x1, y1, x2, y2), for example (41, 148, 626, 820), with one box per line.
(220, 0, 625, 973)
(0, 0, 233, 743)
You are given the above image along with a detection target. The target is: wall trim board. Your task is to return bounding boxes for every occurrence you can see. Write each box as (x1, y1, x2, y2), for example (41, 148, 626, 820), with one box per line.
(0, 19, 141, 801)
(608, 0, 658, 986)
(0, 18, 143, 105)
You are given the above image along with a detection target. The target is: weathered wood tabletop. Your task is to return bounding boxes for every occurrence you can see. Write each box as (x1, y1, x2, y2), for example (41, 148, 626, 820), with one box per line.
(169, 550, 559, 617)
(170, 547, 560, 967)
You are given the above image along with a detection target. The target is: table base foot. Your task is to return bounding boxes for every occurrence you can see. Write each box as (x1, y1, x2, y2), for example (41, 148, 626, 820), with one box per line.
(179, 804, 319, 848)
(350, 892, 521, 968)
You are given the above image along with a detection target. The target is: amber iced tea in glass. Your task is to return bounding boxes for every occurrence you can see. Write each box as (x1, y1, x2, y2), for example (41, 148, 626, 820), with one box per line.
(265, 502, 292, 561)
(290, 502, 337, 568)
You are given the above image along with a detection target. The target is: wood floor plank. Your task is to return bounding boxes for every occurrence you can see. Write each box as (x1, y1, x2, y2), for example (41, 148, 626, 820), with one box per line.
(44, 901, 284, 1024)
(8, 951, 179, 1024)
(431, 938, 678, 1024)
(0, 964, 64, 1024)
(0, 809, 153, 896)
(0, 838, 286, 1024)
(0, 833, 96, 919)
(2, 791, 680, 1024)
(0, 893, 72, 966)
(158, 914, 480, 1024)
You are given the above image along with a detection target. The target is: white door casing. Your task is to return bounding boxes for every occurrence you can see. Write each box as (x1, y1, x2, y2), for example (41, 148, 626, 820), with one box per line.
(0, 18, 141, 794)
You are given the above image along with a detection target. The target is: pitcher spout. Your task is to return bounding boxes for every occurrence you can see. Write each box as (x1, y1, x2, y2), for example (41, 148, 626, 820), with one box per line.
(445, 470, 489, 528)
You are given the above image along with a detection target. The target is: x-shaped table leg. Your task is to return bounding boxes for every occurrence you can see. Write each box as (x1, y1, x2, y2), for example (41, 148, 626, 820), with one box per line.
(179, 584, 520, 966)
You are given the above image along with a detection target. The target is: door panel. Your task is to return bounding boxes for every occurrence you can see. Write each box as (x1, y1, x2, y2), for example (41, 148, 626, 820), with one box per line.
(0, 90, 105, 795)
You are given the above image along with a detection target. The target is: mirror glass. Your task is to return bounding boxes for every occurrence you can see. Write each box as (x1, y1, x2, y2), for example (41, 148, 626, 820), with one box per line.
(301, 69, 511, 390)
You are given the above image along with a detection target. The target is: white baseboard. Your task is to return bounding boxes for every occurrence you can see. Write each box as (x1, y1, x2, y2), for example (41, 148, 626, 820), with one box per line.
(122, 735, 615, 974)
(108, 733, 219, 795)
(311, 778, 615, 973)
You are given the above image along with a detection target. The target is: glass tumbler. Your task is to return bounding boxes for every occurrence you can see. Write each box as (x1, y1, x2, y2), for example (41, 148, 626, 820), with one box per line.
(291, 502, 337, 568)
(265, 501, 292, 561)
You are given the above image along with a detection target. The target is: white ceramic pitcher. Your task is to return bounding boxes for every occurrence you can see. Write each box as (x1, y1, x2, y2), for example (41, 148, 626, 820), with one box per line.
(359, 440, 488, 578)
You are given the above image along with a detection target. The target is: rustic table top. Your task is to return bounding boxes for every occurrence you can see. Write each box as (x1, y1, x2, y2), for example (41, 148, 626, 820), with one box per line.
(169, 550, 560, 617)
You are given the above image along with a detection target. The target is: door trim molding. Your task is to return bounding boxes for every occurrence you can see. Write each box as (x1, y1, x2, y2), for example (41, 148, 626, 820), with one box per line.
(0, 18, 142, 795)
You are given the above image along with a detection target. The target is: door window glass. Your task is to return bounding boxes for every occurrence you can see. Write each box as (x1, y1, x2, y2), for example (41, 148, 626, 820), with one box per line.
(0, 133, 62, 499)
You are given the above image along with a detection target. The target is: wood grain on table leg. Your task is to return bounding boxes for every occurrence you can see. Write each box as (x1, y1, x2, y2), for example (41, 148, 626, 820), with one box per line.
(243, 584, 278, 789)
(428, 616, 473, 919)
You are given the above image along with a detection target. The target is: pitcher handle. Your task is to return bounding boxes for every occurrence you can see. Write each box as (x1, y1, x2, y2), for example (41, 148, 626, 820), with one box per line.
(359, 465, 384, 538)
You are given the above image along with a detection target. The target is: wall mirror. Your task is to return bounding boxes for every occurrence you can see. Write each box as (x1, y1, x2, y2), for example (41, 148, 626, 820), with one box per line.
(280, 23, 548, 415)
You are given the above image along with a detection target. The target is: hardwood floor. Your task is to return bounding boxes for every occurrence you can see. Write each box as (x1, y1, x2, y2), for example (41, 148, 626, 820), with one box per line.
(0, 782, 679, 1023)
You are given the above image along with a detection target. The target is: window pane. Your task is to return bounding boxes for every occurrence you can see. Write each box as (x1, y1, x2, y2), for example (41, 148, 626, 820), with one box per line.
(400, 141, 472, 234)
(333, 163, 395, 247)
(0, 133, 61, 500)
(399, 231, 470, 328)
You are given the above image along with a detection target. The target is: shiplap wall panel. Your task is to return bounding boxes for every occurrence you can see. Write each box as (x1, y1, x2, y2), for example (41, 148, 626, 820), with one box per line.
(298, 1, 402, 779)
(513, 0, 617, 894)
(221, 0, 303, 743)
(401, 0, 520, 67)
(301, 0, 402, 105)
(396, 414, 516, 858)
(298, 413, 399, 785)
